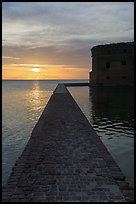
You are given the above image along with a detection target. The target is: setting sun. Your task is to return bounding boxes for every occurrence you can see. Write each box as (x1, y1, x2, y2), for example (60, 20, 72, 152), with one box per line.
(32, 68, 40, 72)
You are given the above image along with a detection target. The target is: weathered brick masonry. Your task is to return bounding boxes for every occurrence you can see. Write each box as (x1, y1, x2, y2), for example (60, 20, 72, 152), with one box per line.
(2, 84, 134, 202)
(90, 42, 134, 86)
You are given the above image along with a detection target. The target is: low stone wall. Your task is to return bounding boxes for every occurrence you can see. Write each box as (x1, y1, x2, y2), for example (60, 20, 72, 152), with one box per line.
(2, 84, 134, 202)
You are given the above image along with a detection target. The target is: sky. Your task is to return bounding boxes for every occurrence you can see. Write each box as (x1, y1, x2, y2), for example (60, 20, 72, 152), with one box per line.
(2, 2, 134, 80)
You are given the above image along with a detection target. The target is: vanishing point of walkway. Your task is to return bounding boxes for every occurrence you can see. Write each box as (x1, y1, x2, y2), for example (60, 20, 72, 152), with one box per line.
(2, 84, 134, 202)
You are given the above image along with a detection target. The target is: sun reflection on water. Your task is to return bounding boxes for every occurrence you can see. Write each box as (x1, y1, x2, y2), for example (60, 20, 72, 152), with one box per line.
(25, 81, 52, 121)
(2, 80, 54, 186)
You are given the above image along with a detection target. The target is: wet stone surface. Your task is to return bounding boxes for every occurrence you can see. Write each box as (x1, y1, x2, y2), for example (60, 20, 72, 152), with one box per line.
(2, 84, 134, 202)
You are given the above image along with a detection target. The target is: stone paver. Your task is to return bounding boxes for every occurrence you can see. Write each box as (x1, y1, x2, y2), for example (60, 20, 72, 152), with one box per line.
(2, 84, 134, 202)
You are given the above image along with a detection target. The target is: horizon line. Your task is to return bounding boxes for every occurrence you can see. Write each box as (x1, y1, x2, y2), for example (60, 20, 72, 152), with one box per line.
(2, 79, 89, 81)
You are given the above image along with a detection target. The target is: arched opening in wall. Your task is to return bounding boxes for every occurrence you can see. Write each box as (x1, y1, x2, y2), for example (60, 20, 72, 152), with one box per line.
(122, 60, 126, 66)
(122, 76, 126, 79)
(106, 76, 110, 79)
(123, 49, 127, 53)
(98, 83, 103, 86)
(106, 62, 110, 68)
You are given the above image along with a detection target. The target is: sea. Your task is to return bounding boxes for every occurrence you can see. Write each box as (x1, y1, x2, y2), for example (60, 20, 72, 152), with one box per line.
(2, 80, 134, 188)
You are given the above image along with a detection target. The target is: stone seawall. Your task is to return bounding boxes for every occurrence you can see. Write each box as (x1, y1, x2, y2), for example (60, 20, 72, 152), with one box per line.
(2, 84, 134, 202)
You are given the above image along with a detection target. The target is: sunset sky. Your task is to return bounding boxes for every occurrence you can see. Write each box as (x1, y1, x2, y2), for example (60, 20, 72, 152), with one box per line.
(2, 2, 134, 80)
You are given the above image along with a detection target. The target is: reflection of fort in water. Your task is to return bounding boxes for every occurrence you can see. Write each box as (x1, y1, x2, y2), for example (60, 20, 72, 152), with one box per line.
(89, 42, 134, 86)
(89, 41, 134, 126)
(89, 86, 134, 126)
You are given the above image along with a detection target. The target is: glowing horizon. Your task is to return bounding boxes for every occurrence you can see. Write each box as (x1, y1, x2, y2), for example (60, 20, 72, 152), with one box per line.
(2, 63, 90, 80)
(2, 2, 134, 80)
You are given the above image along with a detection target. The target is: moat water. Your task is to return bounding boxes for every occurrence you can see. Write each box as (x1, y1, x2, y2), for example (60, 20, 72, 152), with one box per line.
(2, 80, 134, 187)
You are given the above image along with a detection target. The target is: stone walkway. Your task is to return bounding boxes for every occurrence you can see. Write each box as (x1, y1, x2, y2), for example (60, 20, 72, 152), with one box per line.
(2, 84, 134, 202)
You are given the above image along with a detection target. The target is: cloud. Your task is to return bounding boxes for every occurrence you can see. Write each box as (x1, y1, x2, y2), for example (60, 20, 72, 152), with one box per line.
(2, 2, 134, 47)
(2, 56, 20, 60)
(2, 44, 91, 68)
(2, 2, 134, 77)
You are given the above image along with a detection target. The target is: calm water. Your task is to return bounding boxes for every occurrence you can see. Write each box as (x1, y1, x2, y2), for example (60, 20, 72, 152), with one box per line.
(2, 80, 134, 188)
(68, 86, 134, 187)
